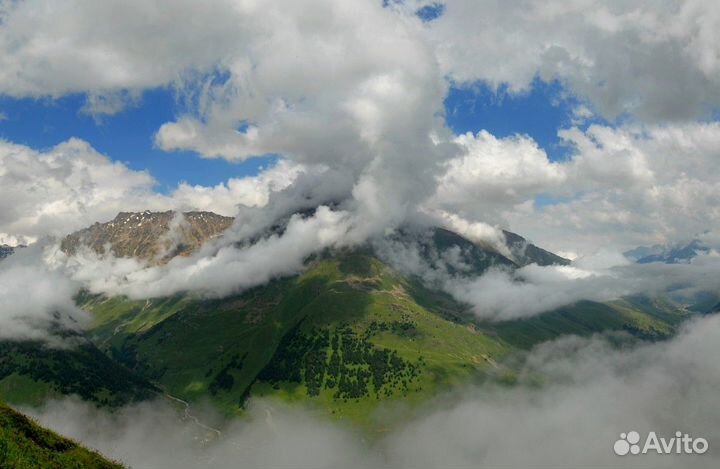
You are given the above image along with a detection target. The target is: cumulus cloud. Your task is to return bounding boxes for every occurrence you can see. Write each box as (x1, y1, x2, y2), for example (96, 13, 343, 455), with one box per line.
(1, 5, 719, 466)
(0, 243, 85, 343)
(4, 0, 718, 123)
(0, 0, 244, 104)
(417, 0, 720, 122)
(169, 159, 306, 216)
(25, 314, 720, 468)
(429, 130, 566, 224)
(1, 0, 455, 253)
(150, 0, 454, 236)
(0, 138, 316, 241)
(2, 0, 719, 258)
(426, 121, 720, 257)
(505, 123, 720, 255)
(0, 138, 161, 242)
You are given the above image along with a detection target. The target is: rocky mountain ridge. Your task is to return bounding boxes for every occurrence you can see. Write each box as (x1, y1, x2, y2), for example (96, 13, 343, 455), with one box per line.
(60, 210, 234, 264)
(59, 210, 569, 270)
(625, 239, 712, 264)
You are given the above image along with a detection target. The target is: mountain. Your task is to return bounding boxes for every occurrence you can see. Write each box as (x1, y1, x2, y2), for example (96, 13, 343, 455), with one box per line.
(623, 244, 665, 261)
(412, 227, 518, 273)
(0, 334, 158, 407)
(625, 239, 710, 264)
(0, 401, 123, 468)
(68, 212, 684, 424)
(79, 249, 685, 425)
(80, 251, 513, 423)
(624, 240, 718, 312)
(502, 230, 570, 266)
(1, 211, 689, 426)
(61, 210, 233, 264)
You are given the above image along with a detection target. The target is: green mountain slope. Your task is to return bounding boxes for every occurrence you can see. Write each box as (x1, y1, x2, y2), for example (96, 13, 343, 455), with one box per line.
(0, 338, 157, 407)
(0, 214, 689, 423)
(80, 249, 688, 424)
(0, 401, 122, 469)
(83, 253, 511, 423)
(485, 297, 687, 350)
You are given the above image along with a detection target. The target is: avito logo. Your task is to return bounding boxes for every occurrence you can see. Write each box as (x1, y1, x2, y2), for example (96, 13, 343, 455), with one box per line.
(614, 431, 709, 456)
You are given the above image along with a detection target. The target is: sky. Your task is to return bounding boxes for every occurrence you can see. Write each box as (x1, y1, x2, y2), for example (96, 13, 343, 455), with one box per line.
(0, 72, 577, 188)
(1, 0, 720, 257)
(0, 89, 274, 190)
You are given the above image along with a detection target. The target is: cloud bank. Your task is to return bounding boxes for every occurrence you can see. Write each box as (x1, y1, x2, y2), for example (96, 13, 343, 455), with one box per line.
(0, 244, 85, 343)
(375, 232, 720, 320)
(26, 314, 720, 468)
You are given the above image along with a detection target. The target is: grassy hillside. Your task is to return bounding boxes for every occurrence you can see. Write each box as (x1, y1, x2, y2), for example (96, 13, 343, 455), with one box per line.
(485, 296, 688, 350)
(0, 401, 122, 469)
(0, 339, 157, 408)
(83, 254, 511, 423)
(80, 250, 688, 425)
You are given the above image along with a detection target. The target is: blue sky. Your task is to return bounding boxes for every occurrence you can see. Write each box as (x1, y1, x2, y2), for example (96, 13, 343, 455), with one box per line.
(0, 0, 717, 253)
(0, 1, 604, 198)
(0, 80, 587, 191)
(0, 89, 273, 192)
(444, 79, 598, 162)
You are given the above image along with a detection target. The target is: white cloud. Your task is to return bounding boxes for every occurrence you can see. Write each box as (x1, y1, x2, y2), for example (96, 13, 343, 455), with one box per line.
(1, 0, 450, 236)
(374, 229, 720, 320)
(0, 0, 718, 325)
(571, 104, 594, 125)
(2, 0, 718, 123)
(421, 0, 720, 122)
(169, 159, 305, 216)
(422, 210, 513, 260)
(426, 122, 720, 256)
(385, 315, 720, 468)
(80, 90, 141, 120)
(507, 123, 720, 254)
(430, 130, 566, 224)
(1, 0, 719, 257)
(59, 206, 355, 299)
(25, 314, 720, 468)
(0, 138, 318, 241)
(0, 243, 85, 343)
(0, 5, 718, 464)
(0, 138, 161, 242)
(0, 0, 244, 101)
(150, 0, 453, 235)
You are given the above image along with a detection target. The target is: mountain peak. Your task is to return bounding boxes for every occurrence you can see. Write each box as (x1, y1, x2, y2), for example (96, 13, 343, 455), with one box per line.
(501, 230, 570, 267)
(625, 239, 710, 264)
(61, 210, 234, 263)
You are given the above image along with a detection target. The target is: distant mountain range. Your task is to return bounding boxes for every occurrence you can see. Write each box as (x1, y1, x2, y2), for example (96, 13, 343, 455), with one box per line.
(625, 239, 711, 264)
(0, 211, 696, 428)
(625, 239, 719, 313)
